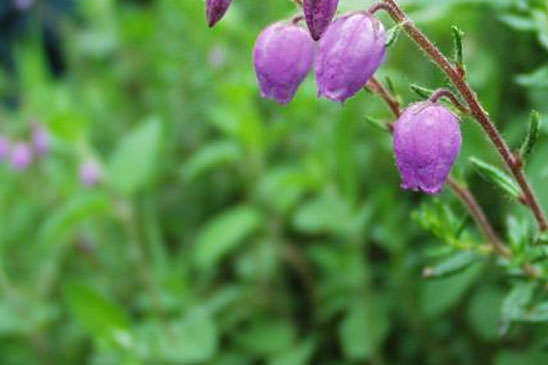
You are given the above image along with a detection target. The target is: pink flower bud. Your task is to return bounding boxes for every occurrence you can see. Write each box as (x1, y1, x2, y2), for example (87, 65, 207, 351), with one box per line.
(315, 12, 386, 102)
(206, 0, 233, 27)
(79, 160, 102, 187)
(303, 0, 339, 41)
(393, 102, 462, 195)
(253, 22, 314, 104)
(10, 142, 33, 171)
(32, 124, 51, 156)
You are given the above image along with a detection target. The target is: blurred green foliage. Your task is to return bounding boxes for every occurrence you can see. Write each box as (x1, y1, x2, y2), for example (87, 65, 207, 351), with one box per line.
(1, 0, 548, 364)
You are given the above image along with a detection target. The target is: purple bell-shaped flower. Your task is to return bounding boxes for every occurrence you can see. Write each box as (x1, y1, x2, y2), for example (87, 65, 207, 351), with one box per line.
(206, 0, 233, 27)
(393, 102, 462, 195)
(315, 12, 386, 102)
(303, 0, 339, 41)
(253, 22, 314, 104)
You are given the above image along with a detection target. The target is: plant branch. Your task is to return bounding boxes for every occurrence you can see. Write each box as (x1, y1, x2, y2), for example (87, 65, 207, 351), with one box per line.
(429, 88, 471, 115)
(367, 76, 540, 279)
(379, 0, 548, 232)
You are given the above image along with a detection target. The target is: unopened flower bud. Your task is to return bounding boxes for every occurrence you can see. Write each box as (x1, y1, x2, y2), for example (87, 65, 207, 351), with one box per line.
(80, 160, 102, 187)
(206, 0, 233, 27)
(316, 12, 386, 102)
(10, 142, 33, 171)
(303, 0, 339, 41)
(393, 102, 462, 195)
(32, 124, 51, 156)
(0, 136, 9, 161)
(253, 22, 314, 104)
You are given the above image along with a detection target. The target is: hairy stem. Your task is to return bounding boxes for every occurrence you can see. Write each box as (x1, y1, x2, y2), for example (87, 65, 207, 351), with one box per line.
(380, 0, 548, 232)
(429, 88, 471, 115)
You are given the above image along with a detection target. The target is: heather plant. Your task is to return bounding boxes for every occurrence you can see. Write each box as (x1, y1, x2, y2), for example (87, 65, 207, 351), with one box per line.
(3, 0, 548, 364)
(207, 0, 548, 343)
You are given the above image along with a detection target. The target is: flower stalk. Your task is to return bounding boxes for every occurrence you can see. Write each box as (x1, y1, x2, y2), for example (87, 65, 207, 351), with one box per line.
(379, 0, 548, 232)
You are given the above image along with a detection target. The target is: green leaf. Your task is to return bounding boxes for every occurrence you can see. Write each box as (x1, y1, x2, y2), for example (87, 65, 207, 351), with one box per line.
(519, 110, 541, 164)
(364, 116, 390, 132)
(137, 311, 218, 363)
(422, 251, 481, 279)
(467, 288, 506, 341)
(421, 262, 483, 318)
(451, 26, 465, 69)
(469, 157, 521, 199)
(64, 281, 131, 348)
(108, 117, 163, 195)
(385, 23, 404, 47)
(270, 339, 315, 365)
(235, 320, 296, 357)
(39, 192, 111, 244)
(339, 296, 390, 361)
(193, 205, 263, 269)
(181, 140, 241, 181)
(500, 281, 536, 332)
(410, 84, 434, 99)
(498, 14, 537, 31)
(538, 230, 548, 244)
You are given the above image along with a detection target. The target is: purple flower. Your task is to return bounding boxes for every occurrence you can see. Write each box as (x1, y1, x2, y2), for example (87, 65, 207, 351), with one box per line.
(0, 136, 9, 161)
(303, 0, 339, 41)
(206, 0, 233, 27)
(253, 22, 314, 104)
(13, 0, 34, 11)
(79, 160, 102, 187)
(315, 12, 386, 102)
(10, 142, 33, 171)
(32, 124, 51, 156)
(393, 102, 462, 195)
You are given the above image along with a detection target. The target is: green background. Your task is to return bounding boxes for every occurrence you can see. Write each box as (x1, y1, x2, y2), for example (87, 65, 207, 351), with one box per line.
(1, 0, 548, 363)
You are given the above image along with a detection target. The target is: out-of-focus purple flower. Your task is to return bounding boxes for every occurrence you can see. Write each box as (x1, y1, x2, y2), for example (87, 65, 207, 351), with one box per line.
(13, 0, 34, 11)
(79, 160, 102, 187)
(303, 0, 339, 41)
(10, 142, 33, 171)
(253, 22, 314, 104)
(393, 102, 462, 195)
(206, 0, 233, 27)
(315, 12, 386, 102)
(0, 136, 9, 161)
(32, 124, 51, 156)
(208, 44, 228, 69)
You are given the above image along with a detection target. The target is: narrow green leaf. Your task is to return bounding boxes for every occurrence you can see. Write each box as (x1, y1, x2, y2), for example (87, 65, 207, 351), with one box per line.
(364, 116, 389, 132)
(108, 117, 163, 195)
(39, 192, 111, 244)
(385, 76, 397, 96)
(451, 26, 465, 69)
(64, 281, 132, 348)
(181, 140, 241, 181)
(410, 84, 434, 99)
(385, 23, 404, 47)
(422, 251, 480, 279)
(519, 110, 541, 164)
(469, 157, 521, 199)
(500, 282, 536, 333)
(538, 230, 548, 244)
(194, 205, 263, 269)
(339, 296, 390, 361)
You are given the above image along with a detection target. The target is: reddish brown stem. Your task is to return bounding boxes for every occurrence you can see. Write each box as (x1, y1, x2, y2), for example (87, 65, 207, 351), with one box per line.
(429, 88, 471, 115)
(380, 0, 548, 232)
(367, 78, 400, 117)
